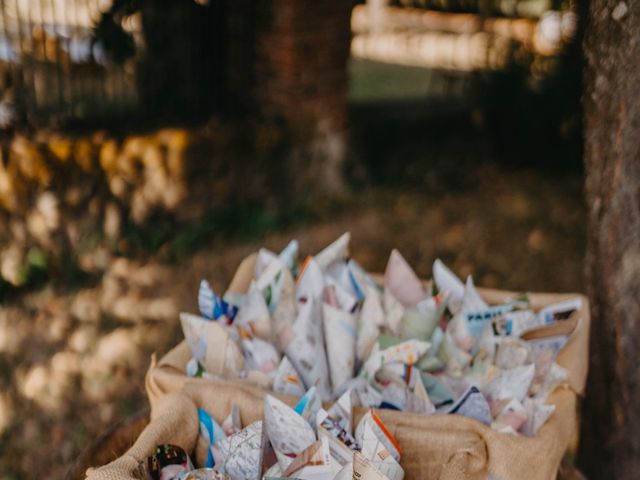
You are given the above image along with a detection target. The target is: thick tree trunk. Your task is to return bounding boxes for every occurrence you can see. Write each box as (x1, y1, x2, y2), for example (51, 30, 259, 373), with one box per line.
(579, 0, 640, 478)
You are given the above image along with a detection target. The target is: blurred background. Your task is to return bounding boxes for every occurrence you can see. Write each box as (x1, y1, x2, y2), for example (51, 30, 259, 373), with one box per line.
(0, 0, 583, 477)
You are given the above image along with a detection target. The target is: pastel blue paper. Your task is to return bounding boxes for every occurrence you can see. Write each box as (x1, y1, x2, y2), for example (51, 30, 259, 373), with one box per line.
(465, 304, 514, 338)
(198, 279, 238, 322)
(198, 408, 226, 468)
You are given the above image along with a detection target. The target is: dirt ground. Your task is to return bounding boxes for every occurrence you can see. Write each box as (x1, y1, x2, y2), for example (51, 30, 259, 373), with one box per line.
(0, 164, 586, 479)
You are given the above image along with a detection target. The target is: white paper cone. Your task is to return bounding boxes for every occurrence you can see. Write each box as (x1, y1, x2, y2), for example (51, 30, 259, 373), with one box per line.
(235, 282, 272, 341)
(296, 257, 325, 304)
(315, 232, 350, 271)
(261, 264, 296, 352)
(279, 239, 299, 274)
(433, 259, 465, 303)
(323, 303, 357, 392)
(357, 284, 384, 364)
(285, 299, 332, 400)
(461, 275, 489, 312)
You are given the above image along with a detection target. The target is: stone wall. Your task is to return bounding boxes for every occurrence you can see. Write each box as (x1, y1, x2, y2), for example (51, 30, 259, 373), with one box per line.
(0, 118, 289, 288)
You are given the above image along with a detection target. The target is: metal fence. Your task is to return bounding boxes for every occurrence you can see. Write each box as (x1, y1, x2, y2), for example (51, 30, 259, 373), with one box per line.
(0, 0, 142, 127)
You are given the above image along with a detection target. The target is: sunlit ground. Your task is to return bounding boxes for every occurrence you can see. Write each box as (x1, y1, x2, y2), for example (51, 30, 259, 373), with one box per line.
(0, 164, 584, 478)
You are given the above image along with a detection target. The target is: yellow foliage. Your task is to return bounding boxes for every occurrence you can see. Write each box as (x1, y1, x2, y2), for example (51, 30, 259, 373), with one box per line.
(100, 140, 119, 174)
(48, 137, 73, 163)
(74, 139, 94, 172)
(11, 136, 51, 186)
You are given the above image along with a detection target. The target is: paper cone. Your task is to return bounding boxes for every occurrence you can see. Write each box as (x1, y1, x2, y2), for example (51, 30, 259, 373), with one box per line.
(357, 284, 384, 364)
(355, 410, 401, 462)
(214, 420, 263, 480)
(323, 303, 357, 392)
(180, 313, 244, 378)
(261, 264, 296, 352)
(235, 282, 272, 341)
(264, 395, 316, 470)
(256, 248, 278, 279)
(281, 437, 333, 479)
(315, 232, 350, 271)
(384, 249, 427, 307)
(285, 299, 332, 400)
(296, 256, 325, 304)
(279, 239, 299, 276)
(361, 422, 404, 480)
(461, 276, 489, 312)
(432, 259, 465, 303)
(199, 279, 237, 323)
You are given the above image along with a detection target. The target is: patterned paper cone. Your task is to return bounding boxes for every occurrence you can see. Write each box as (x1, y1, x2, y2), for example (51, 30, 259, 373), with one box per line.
(284, 299, 332, 400)
(361, 422, 404, 480)
(263, 395, 316, 470)
(214, 421, 263, 480)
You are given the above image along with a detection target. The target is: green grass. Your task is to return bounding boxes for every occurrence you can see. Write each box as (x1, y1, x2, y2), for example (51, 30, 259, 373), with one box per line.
(349, 58, 445, 102)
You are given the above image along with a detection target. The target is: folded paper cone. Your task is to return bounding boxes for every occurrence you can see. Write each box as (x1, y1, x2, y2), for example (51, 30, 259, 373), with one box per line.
(323, 303, 357, 392)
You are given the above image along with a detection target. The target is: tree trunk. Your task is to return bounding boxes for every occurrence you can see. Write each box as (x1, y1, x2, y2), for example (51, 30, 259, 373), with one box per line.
(579, 0, 640, 478)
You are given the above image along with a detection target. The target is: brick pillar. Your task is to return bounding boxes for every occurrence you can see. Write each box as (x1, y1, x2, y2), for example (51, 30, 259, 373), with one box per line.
(252, 0, 353, 195)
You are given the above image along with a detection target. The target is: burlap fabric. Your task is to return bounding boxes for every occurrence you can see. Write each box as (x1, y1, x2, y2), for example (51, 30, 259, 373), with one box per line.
(88, 253, 590, 480)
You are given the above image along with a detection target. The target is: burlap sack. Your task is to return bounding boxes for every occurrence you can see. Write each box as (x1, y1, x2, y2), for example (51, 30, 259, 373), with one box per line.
(91, 253, 590, 480)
